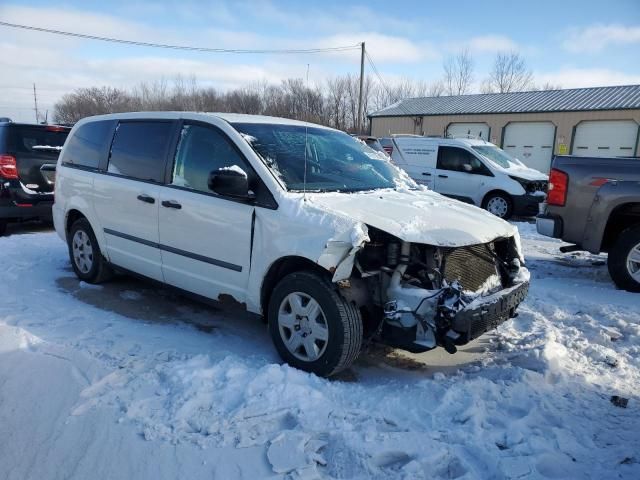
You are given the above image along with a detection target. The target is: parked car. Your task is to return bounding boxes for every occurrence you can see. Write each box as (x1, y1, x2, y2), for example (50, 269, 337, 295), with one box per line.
(537, 155, 640, 292)
(54, 112, 530, 376)
(386, 135, 548, 219)
(0, 121, 70, 234)
(379, 137, 394, 156)
(352, 135, 387, 155)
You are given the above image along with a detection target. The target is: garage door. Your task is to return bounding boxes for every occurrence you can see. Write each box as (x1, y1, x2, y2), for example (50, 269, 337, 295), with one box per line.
(446, 123, 490, 140)
(503, 122, 555, 173)
(572, 120, 639, 157)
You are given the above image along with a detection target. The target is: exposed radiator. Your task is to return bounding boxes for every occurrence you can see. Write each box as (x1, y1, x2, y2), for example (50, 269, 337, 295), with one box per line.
(442, 243, 501, 292)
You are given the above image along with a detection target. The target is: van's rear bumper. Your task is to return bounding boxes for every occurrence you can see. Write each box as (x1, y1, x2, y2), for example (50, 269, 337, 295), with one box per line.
(0, 201, 53, 220)
(0, 181, 54, 220)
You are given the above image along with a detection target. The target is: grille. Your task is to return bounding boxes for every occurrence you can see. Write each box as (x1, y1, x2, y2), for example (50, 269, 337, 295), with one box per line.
(526, 180, 548, 194)
(442, 244, 500, 292)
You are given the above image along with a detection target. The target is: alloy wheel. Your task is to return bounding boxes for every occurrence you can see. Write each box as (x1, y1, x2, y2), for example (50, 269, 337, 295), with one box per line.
(72, 230, 94, 274)
(278, 292, 329, 362)
(486, 196, 509, 218)
(626, 242, 640, 282)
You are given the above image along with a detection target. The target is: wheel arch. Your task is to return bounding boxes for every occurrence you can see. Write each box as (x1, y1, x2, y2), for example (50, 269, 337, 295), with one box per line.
(260, 255, 331, 317)
(65, 208, 86, 235)
(481, 189, 512, 207)
(601, 202, 640, 252)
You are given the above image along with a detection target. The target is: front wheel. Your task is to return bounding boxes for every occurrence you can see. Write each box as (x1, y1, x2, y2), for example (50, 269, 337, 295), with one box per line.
(268, 271, 363, 377)
(483, 193, 513, 219)
(68, 218, 113, 283)
(608, 225, 640, 292)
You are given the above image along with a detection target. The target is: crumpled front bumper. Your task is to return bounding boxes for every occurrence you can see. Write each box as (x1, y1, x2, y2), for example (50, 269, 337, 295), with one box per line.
(451, 280, 529, 344)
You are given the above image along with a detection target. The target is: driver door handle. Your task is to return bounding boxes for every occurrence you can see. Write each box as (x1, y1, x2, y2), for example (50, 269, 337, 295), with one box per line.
(161, 200, 182, 209)
(438, 174, 448, 178)
(422, 172, 431, 176)
(137, 194, 155, 204)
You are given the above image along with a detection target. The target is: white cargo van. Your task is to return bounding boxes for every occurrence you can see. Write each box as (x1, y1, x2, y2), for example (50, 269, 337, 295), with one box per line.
(388, 136, 548, 219)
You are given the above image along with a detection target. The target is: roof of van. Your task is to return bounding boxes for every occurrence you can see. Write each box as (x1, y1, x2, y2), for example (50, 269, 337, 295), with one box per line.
(393, 136, 493, 147)
(75, 112, 334, 130)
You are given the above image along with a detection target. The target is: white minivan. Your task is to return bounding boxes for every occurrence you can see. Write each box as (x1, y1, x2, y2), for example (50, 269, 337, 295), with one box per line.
(54, 112, 529, 376)
(387, 136, 548, 219)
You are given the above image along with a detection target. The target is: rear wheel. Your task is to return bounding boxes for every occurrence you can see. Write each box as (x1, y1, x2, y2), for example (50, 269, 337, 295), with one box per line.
(268, 271, 362, 377)
(608, 225, 640, 292)
(483, 192, 513, 219)
(68, 218, 113, 283)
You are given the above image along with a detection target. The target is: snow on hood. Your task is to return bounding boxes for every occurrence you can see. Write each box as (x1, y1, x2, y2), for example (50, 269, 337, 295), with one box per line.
(306, 189, 517, 246)
(497, 162, 548, 181)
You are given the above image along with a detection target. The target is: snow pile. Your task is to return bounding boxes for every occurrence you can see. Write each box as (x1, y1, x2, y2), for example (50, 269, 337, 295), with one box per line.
(0, 225, 638, 479)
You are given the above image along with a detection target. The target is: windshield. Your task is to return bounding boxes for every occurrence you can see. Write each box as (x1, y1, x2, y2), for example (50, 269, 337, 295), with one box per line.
(232, 123, 412, 192)
(472, 145, 523, 169)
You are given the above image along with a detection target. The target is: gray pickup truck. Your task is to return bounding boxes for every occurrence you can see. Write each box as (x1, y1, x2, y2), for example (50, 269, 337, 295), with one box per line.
(536, 155, 640, 292)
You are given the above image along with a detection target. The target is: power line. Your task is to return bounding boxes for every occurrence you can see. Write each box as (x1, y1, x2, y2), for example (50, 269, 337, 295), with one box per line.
(365, 51, 394, 100)
(0, 21, 361, 55)
(365, 51, 415, 118)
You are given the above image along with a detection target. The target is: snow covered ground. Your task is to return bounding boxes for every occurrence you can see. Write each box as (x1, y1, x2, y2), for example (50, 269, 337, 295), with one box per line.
(0, 221, 638, 479)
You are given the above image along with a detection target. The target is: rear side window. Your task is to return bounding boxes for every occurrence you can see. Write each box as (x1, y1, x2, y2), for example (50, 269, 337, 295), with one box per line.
(108, 121, 173, 183)
(64, 120, 115, 168)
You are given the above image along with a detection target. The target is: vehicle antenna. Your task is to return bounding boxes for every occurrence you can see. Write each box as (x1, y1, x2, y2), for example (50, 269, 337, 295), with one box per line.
(303, 63, 310, 201)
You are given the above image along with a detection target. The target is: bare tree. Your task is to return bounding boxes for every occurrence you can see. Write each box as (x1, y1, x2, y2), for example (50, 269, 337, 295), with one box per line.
(54, 74, 445, 129)
(443, 49, 474, 96)
(483, 51, 534, 93)
(426, 80, 445, 97)
(531, 81, 563, 91)
(54, 86, 132, 124)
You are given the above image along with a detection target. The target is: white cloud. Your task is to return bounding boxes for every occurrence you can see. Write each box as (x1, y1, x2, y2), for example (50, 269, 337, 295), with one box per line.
(446, 35, 520, 54)
(319, 33, 436, 63)
(563, 24, 640, 53)
(467, 35, 519, 53)
(536, 68, 640, 88)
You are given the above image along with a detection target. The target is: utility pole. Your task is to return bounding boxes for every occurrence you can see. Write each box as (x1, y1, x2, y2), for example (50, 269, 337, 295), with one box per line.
(357, 41, 365, 133)
(33, 83, 39, 123)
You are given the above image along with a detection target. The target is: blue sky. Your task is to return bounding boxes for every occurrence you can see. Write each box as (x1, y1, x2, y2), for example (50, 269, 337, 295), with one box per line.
(1, 0, 639, 121)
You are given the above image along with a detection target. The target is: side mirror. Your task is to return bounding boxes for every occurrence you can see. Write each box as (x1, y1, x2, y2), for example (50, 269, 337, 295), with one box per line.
(208, 167, 254, 199)
(462, 163, 473, 172)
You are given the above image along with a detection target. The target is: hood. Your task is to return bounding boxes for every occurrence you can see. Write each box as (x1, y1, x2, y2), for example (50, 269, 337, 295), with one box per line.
(306, 189, 516, 247)
(500, 163, 548, 181)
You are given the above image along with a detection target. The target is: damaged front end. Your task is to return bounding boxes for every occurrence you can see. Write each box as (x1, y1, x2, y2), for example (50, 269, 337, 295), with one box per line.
(345, 227, 529, 354)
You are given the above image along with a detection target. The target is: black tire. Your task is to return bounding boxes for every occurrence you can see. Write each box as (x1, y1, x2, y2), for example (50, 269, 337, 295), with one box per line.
(482, 192, 513, 220)
(267, 271, 363, 377)
(0, 220, 6, 236)
(68, 218, 113, 283)
(607, 225, 640, 293)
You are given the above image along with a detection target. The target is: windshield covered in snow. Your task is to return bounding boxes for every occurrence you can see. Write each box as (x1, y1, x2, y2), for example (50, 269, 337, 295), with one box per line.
(472, 145, 523, 169)
(232, 123, 412, 192)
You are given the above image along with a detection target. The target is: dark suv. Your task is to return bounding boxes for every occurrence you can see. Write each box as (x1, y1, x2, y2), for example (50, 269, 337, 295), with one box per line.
(0, 122, 70, 234)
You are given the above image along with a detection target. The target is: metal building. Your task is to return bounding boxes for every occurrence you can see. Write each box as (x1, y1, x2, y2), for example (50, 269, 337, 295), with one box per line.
(369, 84, 640, 172)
